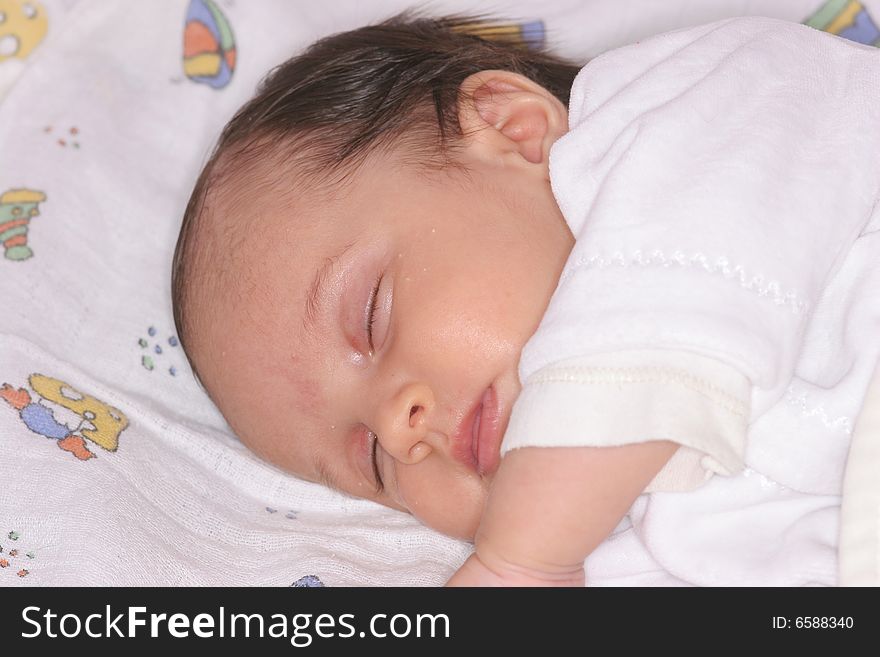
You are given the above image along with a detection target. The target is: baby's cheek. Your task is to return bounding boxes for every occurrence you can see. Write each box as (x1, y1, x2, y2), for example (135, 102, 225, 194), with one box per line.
(397, 468, 487, 541)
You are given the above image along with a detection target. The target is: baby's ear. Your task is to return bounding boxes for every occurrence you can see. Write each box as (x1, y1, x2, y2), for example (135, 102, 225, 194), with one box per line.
(457, 70, 568, 168)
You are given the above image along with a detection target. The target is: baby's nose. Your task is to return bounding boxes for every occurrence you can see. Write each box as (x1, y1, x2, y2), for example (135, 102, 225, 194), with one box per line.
(375, 383, 435, 464)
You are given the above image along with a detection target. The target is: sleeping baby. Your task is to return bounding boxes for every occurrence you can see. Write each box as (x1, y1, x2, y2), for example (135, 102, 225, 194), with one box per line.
(171, 12, 880, 586)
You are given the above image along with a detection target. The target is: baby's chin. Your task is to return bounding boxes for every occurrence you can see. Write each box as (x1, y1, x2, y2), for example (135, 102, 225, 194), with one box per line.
(420, 514, 478, 542)
(407, 492, 485, 542)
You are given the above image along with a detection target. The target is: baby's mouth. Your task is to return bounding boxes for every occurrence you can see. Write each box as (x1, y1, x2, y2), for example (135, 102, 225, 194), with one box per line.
(452, 385, 503, 476)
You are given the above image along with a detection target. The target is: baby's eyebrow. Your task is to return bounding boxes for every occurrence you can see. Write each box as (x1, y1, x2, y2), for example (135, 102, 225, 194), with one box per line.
(302, 241, 356, 339)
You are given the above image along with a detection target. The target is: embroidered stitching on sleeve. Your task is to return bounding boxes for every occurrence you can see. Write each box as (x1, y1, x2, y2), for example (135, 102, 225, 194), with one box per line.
(784, 384, 853, 435)
(559, 249, 808, 315)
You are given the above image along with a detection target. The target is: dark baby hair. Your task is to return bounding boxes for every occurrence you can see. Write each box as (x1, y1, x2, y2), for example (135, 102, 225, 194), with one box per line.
(171, 9, 582, 376)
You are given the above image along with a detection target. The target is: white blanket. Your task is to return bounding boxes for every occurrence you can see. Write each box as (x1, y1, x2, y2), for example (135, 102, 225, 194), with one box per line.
(1, 0, 878, 586)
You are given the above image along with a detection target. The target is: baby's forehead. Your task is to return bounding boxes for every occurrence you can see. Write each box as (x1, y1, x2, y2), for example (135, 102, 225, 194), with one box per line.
(203, 142, 366, 243)
(189, 142, 430, 333)
(189, 164, 364, 345)
(207, 149, 300, 231)
(208, 150, 431, 277)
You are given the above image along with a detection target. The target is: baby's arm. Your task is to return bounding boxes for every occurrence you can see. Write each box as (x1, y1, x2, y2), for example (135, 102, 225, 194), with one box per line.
(446, 440, 678, 586)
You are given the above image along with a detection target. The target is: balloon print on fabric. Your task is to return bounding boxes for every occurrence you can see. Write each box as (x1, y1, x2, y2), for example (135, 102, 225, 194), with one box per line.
(183, 0, 236, 89)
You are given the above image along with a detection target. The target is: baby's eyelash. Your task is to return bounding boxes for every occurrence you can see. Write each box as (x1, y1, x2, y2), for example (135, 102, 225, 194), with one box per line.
(369, 430, 384, 493)
(366, 275, 381, 354)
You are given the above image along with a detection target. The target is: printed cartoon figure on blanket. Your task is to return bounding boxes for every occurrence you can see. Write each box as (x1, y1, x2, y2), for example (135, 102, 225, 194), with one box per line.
(0, 0, 48, 63)
(0, 188, 45, 261)
(1, 374, 129, 461)
(805, 0, 880, 45)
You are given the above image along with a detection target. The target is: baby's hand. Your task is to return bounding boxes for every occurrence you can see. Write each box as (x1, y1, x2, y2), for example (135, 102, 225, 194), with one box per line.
(446, 552, 584, 587)
(445, 441, 678, 588)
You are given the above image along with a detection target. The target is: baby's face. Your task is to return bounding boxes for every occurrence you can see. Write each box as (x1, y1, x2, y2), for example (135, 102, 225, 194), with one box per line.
(192, 147, 572, 539)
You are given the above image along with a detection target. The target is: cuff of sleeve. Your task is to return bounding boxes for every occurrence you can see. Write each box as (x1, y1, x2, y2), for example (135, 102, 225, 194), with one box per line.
(501, 350, 751, 492)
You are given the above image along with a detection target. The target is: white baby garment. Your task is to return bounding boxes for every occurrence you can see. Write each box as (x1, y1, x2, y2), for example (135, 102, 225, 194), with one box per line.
(503, 17, 880, 499)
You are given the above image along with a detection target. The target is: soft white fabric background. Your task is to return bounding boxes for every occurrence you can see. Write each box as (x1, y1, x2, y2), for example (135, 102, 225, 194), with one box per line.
(0, 0, 874, 586)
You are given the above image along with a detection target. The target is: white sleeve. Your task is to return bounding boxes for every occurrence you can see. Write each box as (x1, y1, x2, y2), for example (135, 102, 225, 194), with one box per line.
(502, 350, 749, 492)
(518, 17, 880, 425)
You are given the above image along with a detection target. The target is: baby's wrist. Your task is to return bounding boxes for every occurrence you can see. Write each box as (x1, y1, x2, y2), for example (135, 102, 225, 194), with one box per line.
(473, 532, 585, 586)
